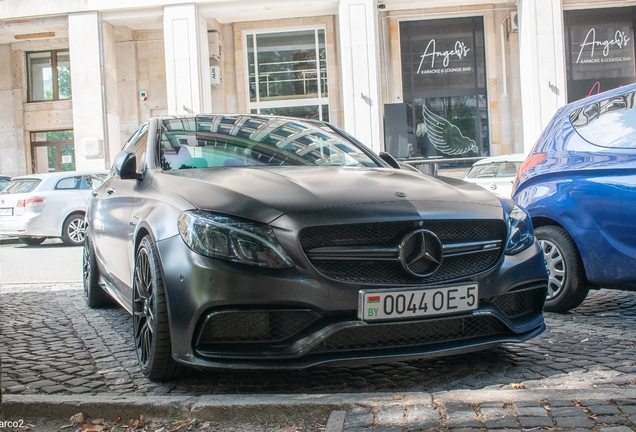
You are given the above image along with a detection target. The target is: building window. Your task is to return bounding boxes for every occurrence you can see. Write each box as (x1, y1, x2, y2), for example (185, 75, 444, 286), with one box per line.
(246, 28, 329, 121)
(399, 17, 489, 159)
(31, 130, 75, 173)
(565, 7, 636, 102)
(27, 50, 72, 102)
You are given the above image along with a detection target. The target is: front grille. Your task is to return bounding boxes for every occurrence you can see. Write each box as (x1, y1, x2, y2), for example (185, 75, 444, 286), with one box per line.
(490, 285, 547, 318)
(311, 251, 500, 284)
(198, 310, 319, 343)
(310, 315, 506, 353)
(300, 220, 506, 284)
(300, 220, 504, 249)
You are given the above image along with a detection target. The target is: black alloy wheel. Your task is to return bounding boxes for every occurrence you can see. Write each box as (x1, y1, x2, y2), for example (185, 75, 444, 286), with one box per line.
(62, 213, 87, 246)
(536, 225, 589, 313)
(83, 234, 110, 308)
(133, 235, 185, 380)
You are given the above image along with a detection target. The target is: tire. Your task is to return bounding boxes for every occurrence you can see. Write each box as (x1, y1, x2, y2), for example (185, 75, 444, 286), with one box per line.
(18, 236, 46, 246)
(133, 235, 186, 380)
(62, 213, 87, 246)
(536, 225, 589, 313)
(83, 234, 111, 308)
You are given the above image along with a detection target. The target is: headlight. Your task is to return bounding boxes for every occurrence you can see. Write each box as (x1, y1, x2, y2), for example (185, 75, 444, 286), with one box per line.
(177, 210, 294, 269)
(505, 205, 534, 255)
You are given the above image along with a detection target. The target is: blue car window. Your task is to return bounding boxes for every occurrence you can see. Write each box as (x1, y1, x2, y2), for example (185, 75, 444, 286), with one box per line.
(570, 93, 636, 149)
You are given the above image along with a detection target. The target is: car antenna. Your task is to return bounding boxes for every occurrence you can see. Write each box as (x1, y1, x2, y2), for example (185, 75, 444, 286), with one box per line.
(32, 164, 39, 174)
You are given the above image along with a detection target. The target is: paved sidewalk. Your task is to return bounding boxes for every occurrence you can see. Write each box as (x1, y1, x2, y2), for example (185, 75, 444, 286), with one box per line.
(2, 283, 636, 430)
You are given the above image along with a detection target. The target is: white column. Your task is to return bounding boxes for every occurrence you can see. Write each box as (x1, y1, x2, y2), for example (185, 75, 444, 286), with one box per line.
(518, 0, 567, 153)
(69, 12, 115, 171)
(163, 3, 212, 115)
(339, 0, 383, 153)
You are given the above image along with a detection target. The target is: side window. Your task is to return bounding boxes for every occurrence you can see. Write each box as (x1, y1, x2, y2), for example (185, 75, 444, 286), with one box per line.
(131, 133, 148, 159)
(131, 133, 149, 173)
(571, 92, 636, 149)
(55, 177, 80, 190)
(81, 175, 106, 190)
(124, 123, 149, 172)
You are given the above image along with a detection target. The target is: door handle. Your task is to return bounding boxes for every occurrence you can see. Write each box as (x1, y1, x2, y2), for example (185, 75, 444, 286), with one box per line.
(106, 187, 116, 195)
(91, 190, 98, 197)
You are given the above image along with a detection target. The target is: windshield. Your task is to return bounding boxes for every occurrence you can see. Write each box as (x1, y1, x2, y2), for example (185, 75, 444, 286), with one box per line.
(159, 116, 379, 171)
(1, 178, 41, 194)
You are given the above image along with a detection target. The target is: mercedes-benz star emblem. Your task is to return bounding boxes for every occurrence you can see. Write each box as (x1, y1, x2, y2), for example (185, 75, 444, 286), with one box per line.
(399, 229, 443, 277)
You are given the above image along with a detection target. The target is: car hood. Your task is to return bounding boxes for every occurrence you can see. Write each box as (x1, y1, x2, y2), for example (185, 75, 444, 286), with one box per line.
(153, 167, 503, 224)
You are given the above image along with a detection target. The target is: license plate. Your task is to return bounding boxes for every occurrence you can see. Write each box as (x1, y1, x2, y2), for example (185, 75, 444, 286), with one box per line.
(0, 208, 12, 216)
(358, 284, 478, 322)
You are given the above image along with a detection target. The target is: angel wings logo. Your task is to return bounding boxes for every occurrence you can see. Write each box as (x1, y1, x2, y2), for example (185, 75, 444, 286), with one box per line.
(417, 105, 477, 156)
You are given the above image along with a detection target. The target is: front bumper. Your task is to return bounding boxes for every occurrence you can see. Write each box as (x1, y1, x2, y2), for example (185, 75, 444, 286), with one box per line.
(156, 234, 547, 369)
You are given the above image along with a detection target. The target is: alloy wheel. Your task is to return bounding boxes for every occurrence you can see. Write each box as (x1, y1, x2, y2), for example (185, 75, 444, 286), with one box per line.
(68, 218, 87, 243)
(540, 238, 566, 300)
(133, 247, 155, 367)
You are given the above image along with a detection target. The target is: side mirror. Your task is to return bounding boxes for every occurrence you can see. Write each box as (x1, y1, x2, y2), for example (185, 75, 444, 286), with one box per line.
(114, 151, 137, 180)
(379, 151, 400, 169)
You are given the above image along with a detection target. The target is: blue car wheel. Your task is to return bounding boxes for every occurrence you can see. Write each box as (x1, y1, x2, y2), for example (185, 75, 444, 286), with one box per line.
(536, 226, 589, 313)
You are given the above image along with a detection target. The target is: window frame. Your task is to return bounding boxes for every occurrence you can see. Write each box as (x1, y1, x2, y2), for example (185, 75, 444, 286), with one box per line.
(26, 49, 71, 103)
(243, 26, 330, 121)
(30, 130, 75, 173)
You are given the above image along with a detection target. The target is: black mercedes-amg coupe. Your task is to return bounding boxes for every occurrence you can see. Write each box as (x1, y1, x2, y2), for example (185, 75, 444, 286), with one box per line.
(84, 114, 547, 380)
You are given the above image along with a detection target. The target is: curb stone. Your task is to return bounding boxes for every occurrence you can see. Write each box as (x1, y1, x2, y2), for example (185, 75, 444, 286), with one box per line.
(4, 388, 636, 428)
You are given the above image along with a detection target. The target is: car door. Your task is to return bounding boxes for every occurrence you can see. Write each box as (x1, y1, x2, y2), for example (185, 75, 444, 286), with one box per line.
(93, 124, 149, 300)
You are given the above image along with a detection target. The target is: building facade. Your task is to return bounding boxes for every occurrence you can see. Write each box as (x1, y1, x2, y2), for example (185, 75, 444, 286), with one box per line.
(0, 0, 633, 175)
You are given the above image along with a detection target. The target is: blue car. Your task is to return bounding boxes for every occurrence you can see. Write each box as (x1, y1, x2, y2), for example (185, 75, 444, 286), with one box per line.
(513, 83, 636, 313)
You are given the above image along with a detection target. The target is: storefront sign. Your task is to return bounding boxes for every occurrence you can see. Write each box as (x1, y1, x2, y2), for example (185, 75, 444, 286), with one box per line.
(576, 28, 632, 64)
(417, 40, 472, 74)
(399, 17, 489, 159)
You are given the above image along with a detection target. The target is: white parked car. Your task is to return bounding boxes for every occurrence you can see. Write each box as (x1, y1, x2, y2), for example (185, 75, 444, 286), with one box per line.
(463, 154, 525, 198)
(0, 171, 107, 246)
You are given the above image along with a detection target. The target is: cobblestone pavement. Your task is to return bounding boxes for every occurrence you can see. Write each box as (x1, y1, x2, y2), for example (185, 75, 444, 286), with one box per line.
(336, 398, 636, 432)
(3, 283, 636, 431)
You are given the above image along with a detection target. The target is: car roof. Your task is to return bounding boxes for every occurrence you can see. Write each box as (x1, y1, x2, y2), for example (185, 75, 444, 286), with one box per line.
(472, 154, 525, 166)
